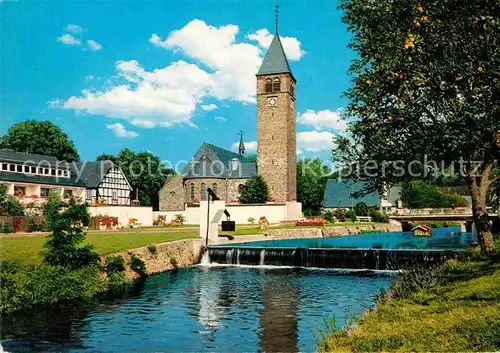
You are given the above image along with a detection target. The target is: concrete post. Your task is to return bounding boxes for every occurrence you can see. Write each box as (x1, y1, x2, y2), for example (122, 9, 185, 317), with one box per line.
(199, 200, 226, 244)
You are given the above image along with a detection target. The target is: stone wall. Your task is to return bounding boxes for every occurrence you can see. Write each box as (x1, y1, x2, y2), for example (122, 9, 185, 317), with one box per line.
(226, 178, 248, 202)
(158, 175, 185, 211)
(108, 239, 204, 280)
(265, 223, 402, 239)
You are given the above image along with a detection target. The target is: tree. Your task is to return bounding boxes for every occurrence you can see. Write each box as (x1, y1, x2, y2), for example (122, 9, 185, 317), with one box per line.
(354, 202, 369, 216)
(402, 181, 468, 208)
(337, 0, 500, 253)
(97, 149, 175, 210)
(297, 158, 331, 216)
(0, 184, 24, 216)
(0, 120, 80, 161)
(239, 175, 270, 204)
(41, 199, 98, 269)
(246, 154, 257, 164)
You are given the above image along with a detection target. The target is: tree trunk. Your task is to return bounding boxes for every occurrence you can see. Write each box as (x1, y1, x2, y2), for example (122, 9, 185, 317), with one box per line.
(467, 176, 496, 254)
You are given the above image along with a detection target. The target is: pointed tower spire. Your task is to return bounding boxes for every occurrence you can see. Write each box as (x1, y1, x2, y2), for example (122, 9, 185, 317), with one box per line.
(275, 3, 279, 34)
(238, 131, 245, 155)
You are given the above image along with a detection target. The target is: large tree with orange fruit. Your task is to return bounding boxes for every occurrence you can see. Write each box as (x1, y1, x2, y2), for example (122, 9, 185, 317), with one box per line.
(336, 0, 500, 253)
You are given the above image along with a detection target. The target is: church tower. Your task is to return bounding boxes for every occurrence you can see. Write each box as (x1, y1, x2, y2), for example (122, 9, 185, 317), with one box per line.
(256, 13, 297, 202)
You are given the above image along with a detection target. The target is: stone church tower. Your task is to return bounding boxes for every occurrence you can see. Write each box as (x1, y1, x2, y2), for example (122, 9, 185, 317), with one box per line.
(256, 31, 297, 202)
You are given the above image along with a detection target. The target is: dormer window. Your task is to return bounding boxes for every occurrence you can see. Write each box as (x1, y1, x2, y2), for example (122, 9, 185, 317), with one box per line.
(231, 158, 239, 171)
(273, 77, 281, 92)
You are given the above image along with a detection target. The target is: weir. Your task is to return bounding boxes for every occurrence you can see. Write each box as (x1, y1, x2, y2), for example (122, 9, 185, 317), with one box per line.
(205, 247, 460, 270)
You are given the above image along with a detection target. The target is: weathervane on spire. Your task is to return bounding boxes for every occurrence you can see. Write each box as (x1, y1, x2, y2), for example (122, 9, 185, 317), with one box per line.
(275, 3, 279, 34)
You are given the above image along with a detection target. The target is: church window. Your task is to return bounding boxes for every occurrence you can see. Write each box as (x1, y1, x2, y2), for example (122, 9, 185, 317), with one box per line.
(265, 79, 273, 93)
(273, 77, 281, 92)
(190, 183, 195, 201)
(201, 183, 207, 201)
(212, 183, 218, 196)
(231, 158, 239, 171)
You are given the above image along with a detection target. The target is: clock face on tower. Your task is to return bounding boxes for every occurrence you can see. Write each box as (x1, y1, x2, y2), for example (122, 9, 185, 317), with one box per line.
(267, 97, 277, 106)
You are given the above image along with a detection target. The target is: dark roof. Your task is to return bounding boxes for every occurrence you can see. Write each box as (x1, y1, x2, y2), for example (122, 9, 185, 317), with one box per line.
(0, 170, 83, 187)
(323, 180, 381, 208)
(183, 143, 257, 179)
(71, 161, 115, 188)
(256, 34, 293, 76)
(0, 149, 62, 166)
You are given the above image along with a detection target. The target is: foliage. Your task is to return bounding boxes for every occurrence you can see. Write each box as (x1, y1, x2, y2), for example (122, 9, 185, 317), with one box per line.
(170, 257, 178, 269)
(239, 175, 270, 204)
(0, 120, 80, 161)
(1, 222, 13, 234)
(346, 210, 357, 222)
(41, 199, 98, 269)
(105, 255, 125, 276)
(369, 209, 389, 223)
(246, 154, 257, 164)
(319, 257, 500, 352)
(0, 184, 24, 216)
(147, 244, 157, 253)
(130, 255, 146, 276)
(27, 218, 43, 232)
(333, 209, 347, 222)
(324, 210, 335, 223)
(173, 214, 186, 225)
(336, 0, 500, 253)
(297, 159, 331, 216)
(402, 181, 469, 208)
(97, 149, 175, 210)
(408, 220, 461, 229)
(247, 217, 255, 224)
(42, 191, 64, 231)
(153, 215, 166, 226)
(0, 262, 106, 315)
(354, 202, 369, 216)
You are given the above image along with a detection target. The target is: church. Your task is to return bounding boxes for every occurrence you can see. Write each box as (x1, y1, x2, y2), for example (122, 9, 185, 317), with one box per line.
(159, 29, 297, 212)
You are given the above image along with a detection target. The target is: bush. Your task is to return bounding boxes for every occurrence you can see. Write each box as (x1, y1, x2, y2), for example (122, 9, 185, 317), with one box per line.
(27, 218, 43, 232)
(170, 257, 178, 269)
(346, 210, 357, 222)
(333, 209, 347, 222)
(391, 265, 445, 299)
(248, 217, 255, 224)
(130, 255, 146, 276)
(354, 202, 369, 216)
(173, 214, 185, 225)
(147, 244, 157, 253)
(370, 209, 389, 223)
(1, 222, 13, 234)
(324, 210, 334, 223)
(240, 175, 270, 204)
(105, 255, 125, 276)
(402, 181, 469, 208)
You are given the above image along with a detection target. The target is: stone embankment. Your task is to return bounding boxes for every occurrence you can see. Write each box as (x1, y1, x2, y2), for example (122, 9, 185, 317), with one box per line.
(112, 222, 402, 279)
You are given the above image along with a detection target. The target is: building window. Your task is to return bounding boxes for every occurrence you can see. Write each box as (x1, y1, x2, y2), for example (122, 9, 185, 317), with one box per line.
(9, 164, 15, 172)
(112, 191, 118, 203)
(40, 188, 50, 198)
(265, 78, 273, 93)
(14, 186, 25, 197)
(273, 77, 281, 92)
(1, 164, 7, 171)
(212, 183, 218, 196)
(63, 189, 73, 199)
(51, 169, 56, 176)
(16, 165, 22, 172)
(290, 83, 295, 96)
(190, 183, 195, 201)
(201, 183, 207, 201)
(23, 165, 30, 173)
(31, 166, 36, 174)
(231, 158, 239, 171)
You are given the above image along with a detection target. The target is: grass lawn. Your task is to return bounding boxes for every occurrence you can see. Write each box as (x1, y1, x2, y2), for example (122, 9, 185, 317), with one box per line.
(0, 231, 198, 265)
(319, 253, 500, 352)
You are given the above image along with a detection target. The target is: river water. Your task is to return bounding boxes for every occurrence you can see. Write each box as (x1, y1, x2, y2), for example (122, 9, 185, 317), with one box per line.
(1, 266, 392, 352)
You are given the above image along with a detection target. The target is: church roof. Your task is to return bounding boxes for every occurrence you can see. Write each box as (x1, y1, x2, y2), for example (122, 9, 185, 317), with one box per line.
(206, 143, 247, 165)
(256, 34, 293, 77)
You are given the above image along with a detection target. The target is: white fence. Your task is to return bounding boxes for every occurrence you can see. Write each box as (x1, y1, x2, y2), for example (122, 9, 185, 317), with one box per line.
(88, 206, 153, 227)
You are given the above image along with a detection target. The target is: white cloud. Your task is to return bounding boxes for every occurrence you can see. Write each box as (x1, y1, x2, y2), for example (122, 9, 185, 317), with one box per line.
(297, 109, 347, 132)
(66, 24, 84, 34)
(214, 116, 226, 122)
(130, 119, 156, 128)
(297, 131, 336, 152)
(247, 28, 305, 60)
(87, 39, 103, 51)
(201, 103, 217, 111)
(106, 123, 139, 138)
(54, 20, 305, 128)
(57, 33, 81, 45)
(232, 140, 257, 153)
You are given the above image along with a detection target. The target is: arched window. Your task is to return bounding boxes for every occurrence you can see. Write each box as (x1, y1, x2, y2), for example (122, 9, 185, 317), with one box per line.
(212, 183, 218, 196)
(265, 78, 273, 93)
(190, 183, 195, 201)
(273, 77, 281, 92)
(201, 183, 207, 201)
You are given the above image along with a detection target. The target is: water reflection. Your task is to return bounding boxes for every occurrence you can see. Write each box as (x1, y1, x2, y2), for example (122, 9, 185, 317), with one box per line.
(1, 267, 392, 352)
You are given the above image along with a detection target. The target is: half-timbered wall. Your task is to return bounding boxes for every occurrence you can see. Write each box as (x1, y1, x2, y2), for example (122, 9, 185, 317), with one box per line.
(86, 167, 131, 205)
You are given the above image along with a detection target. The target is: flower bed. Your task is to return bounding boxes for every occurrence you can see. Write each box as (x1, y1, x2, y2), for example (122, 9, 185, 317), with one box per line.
(296, 220, 324, 227)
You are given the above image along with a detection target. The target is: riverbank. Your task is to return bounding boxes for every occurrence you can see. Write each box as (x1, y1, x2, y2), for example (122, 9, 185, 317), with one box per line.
(319, 247, 500, 352)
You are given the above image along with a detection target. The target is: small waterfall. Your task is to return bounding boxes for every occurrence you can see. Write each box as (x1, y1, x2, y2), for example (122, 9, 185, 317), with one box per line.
(204, 247, 459, 270)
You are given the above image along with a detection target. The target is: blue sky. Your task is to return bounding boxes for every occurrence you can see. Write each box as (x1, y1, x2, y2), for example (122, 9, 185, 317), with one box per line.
(1, 0, 354, 168)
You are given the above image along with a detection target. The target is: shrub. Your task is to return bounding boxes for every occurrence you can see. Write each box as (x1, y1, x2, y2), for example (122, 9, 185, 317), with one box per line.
(354, 202, 369, 216)
(1, 222, 13, 234)
(346, 210, 357, 222)
(324, 210, 335, 223)
(370, 209, 389, 223)
(130, 255, 146, 276)
(170, 257, 178, 269)
(391, 265, 445, 299)
(333, 209, 347, 222)
(239, 175, 270, 204)
(248, 217, 255, 224)
(172, 214, 186, 225)
(27, 218, 43, 232)
(147, 244, 157, 253)
(105, 255, 125, 276)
